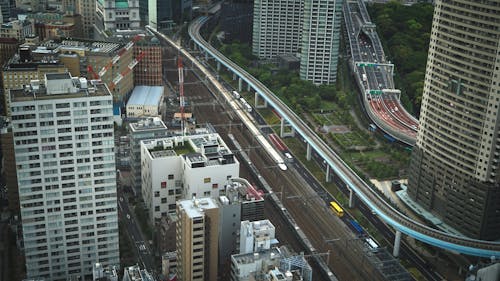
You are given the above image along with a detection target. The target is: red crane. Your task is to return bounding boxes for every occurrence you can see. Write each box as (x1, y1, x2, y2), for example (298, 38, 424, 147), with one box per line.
(107, 50, 147, 91)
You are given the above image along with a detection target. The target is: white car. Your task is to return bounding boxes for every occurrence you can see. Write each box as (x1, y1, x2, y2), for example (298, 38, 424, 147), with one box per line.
(284, 153, 293, 159)
(126, 214, 130, 219)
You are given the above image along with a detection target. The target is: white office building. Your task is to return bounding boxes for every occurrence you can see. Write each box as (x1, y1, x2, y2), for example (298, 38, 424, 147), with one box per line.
(10, 73, 119, 280)
(141, 133, 239, 225)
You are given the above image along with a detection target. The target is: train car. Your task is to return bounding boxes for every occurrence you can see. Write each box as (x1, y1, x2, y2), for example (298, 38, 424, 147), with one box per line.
(365, 237, 379, 251)
(329, 201, 344, 217)
(232, 91, 240, 99)
(268, 133, 287, 151)
(348, 219, 364, 236)
(244, 103, 252, 113)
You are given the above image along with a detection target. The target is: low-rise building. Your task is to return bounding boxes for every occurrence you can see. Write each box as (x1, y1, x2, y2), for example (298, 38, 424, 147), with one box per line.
(93, 263, 118, 281)
(230, 246, 312, 281)
(122, 265, 155, 281)
(126, 86, 164, 118)
(0, 19, 34, 41)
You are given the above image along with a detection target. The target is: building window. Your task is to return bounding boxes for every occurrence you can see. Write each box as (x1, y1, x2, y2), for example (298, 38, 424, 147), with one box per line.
(154, 191, 159, 197)
(212, 183, 218, 189)
(204, 177, 211, 183)
(161, 181, 166, 188)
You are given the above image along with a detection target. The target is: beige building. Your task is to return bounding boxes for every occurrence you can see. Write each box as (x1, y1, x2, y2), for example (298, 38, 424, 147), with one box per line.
(0, 19, 34, 41)
(408, 0, 500, 240)
(1, 53, 67, 115)
(76, 0, 95, 38)
(176, 198, 219, 281)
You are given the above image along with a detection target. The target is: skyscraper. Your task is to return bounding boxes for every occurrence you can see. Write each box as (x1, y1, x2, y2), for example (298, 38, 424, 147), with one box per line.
(408, 0, 500, 240)
(11, 73, 119, 279)
(299, 0, 343, 85)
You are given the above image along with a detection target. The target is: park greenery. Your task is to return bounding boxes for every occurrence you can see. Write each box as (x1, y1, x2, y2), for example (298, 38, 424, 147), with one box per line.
(367, 1, 434, 116)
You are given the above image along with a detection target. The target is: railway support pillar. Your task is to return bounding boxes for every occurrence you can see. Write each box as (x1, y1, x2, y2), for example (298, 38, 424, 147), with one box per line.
(232, 73, 237, 80)
(306, 143, 312, 161)
(238, 78, 242, 92)
(280, 118, 295, 138)
(325, 165, 331, 182)
(254, 93, 267, 109)
(205, 51, 209, 61)
(216, 61, 221, 71)
(393, 230, 402, 257)
(349, 189, 354, 208)
(247, 83, 251, 91)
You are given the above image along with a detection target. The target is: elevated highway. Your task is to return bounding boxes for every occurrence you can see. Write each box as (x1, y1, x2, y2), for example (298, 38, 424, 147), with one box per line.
(184, 16, 500, 258)
(345, 0, 418, 145)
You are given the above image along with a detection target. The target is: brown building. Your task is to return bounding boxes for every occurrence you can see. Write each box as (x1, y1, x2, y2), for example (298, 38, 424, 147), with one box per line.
(0, 38, 19, 70)
(134, 36, 163, 86)
(176, 198, 219, 281)
(0, 117, 18, 213)
(1, 51, 67, 115)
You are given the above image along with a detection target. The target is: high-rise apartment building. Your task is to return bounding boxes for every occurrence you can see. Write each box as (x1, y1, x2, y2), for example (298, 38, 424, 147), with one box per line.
(299, 0, 343, 84)
(408, 0, 500, 240)
(11, 73, 119, 280)
(252, 0, 303, 60)
(176, 197, 219, 281)
(252, 0, 343, 85)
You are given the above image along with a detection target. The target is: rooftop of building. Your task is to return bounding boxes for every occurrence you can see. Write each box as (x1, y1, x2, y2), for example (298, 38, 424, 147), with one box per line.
(222, 180, 264, 203)
(127, 86, 164, 106)
(178, 197, 218, 218)
(123, 265, 155, 281)
(242, 219, 274, 232)
(10, 74, 110, 102)
(141, 133, 236, 166)
(129, 117, 168, 132)
(231, 247, 282, 266)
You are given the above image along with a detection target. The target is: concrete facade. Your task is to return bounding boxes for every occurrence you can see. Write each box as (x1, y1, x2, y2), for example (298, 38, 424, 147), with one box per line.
(10, 74, 119, 280)
(408, 0, 500, 239)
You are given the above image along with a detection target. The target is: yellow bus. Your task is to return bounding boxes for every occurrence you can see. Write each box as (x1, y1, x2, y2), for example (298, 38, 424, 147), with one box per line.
(330, 201, 344, 217)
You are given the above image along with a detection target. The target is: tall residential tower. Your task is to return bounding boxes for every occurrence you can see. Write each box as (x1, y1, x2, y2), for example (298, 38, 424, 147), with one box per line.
(11, 74, 119, 279)
(252, 0, 343, 84)
(408, 0, 500, 240)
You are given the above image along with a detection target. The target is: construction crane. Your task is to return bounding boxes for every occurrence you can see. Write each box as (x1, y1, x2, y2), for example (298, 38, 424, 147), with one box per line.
(178, 55, 186, 135)
(108, 50, 147, 91)
(87, 65, 100, 80)
(98, 34, 145, 78)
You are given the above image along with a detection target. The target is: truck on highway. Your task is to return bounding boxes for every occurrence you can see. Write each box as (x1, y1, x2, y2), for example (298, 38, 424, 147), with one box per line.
(362, 73, 367, 82)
